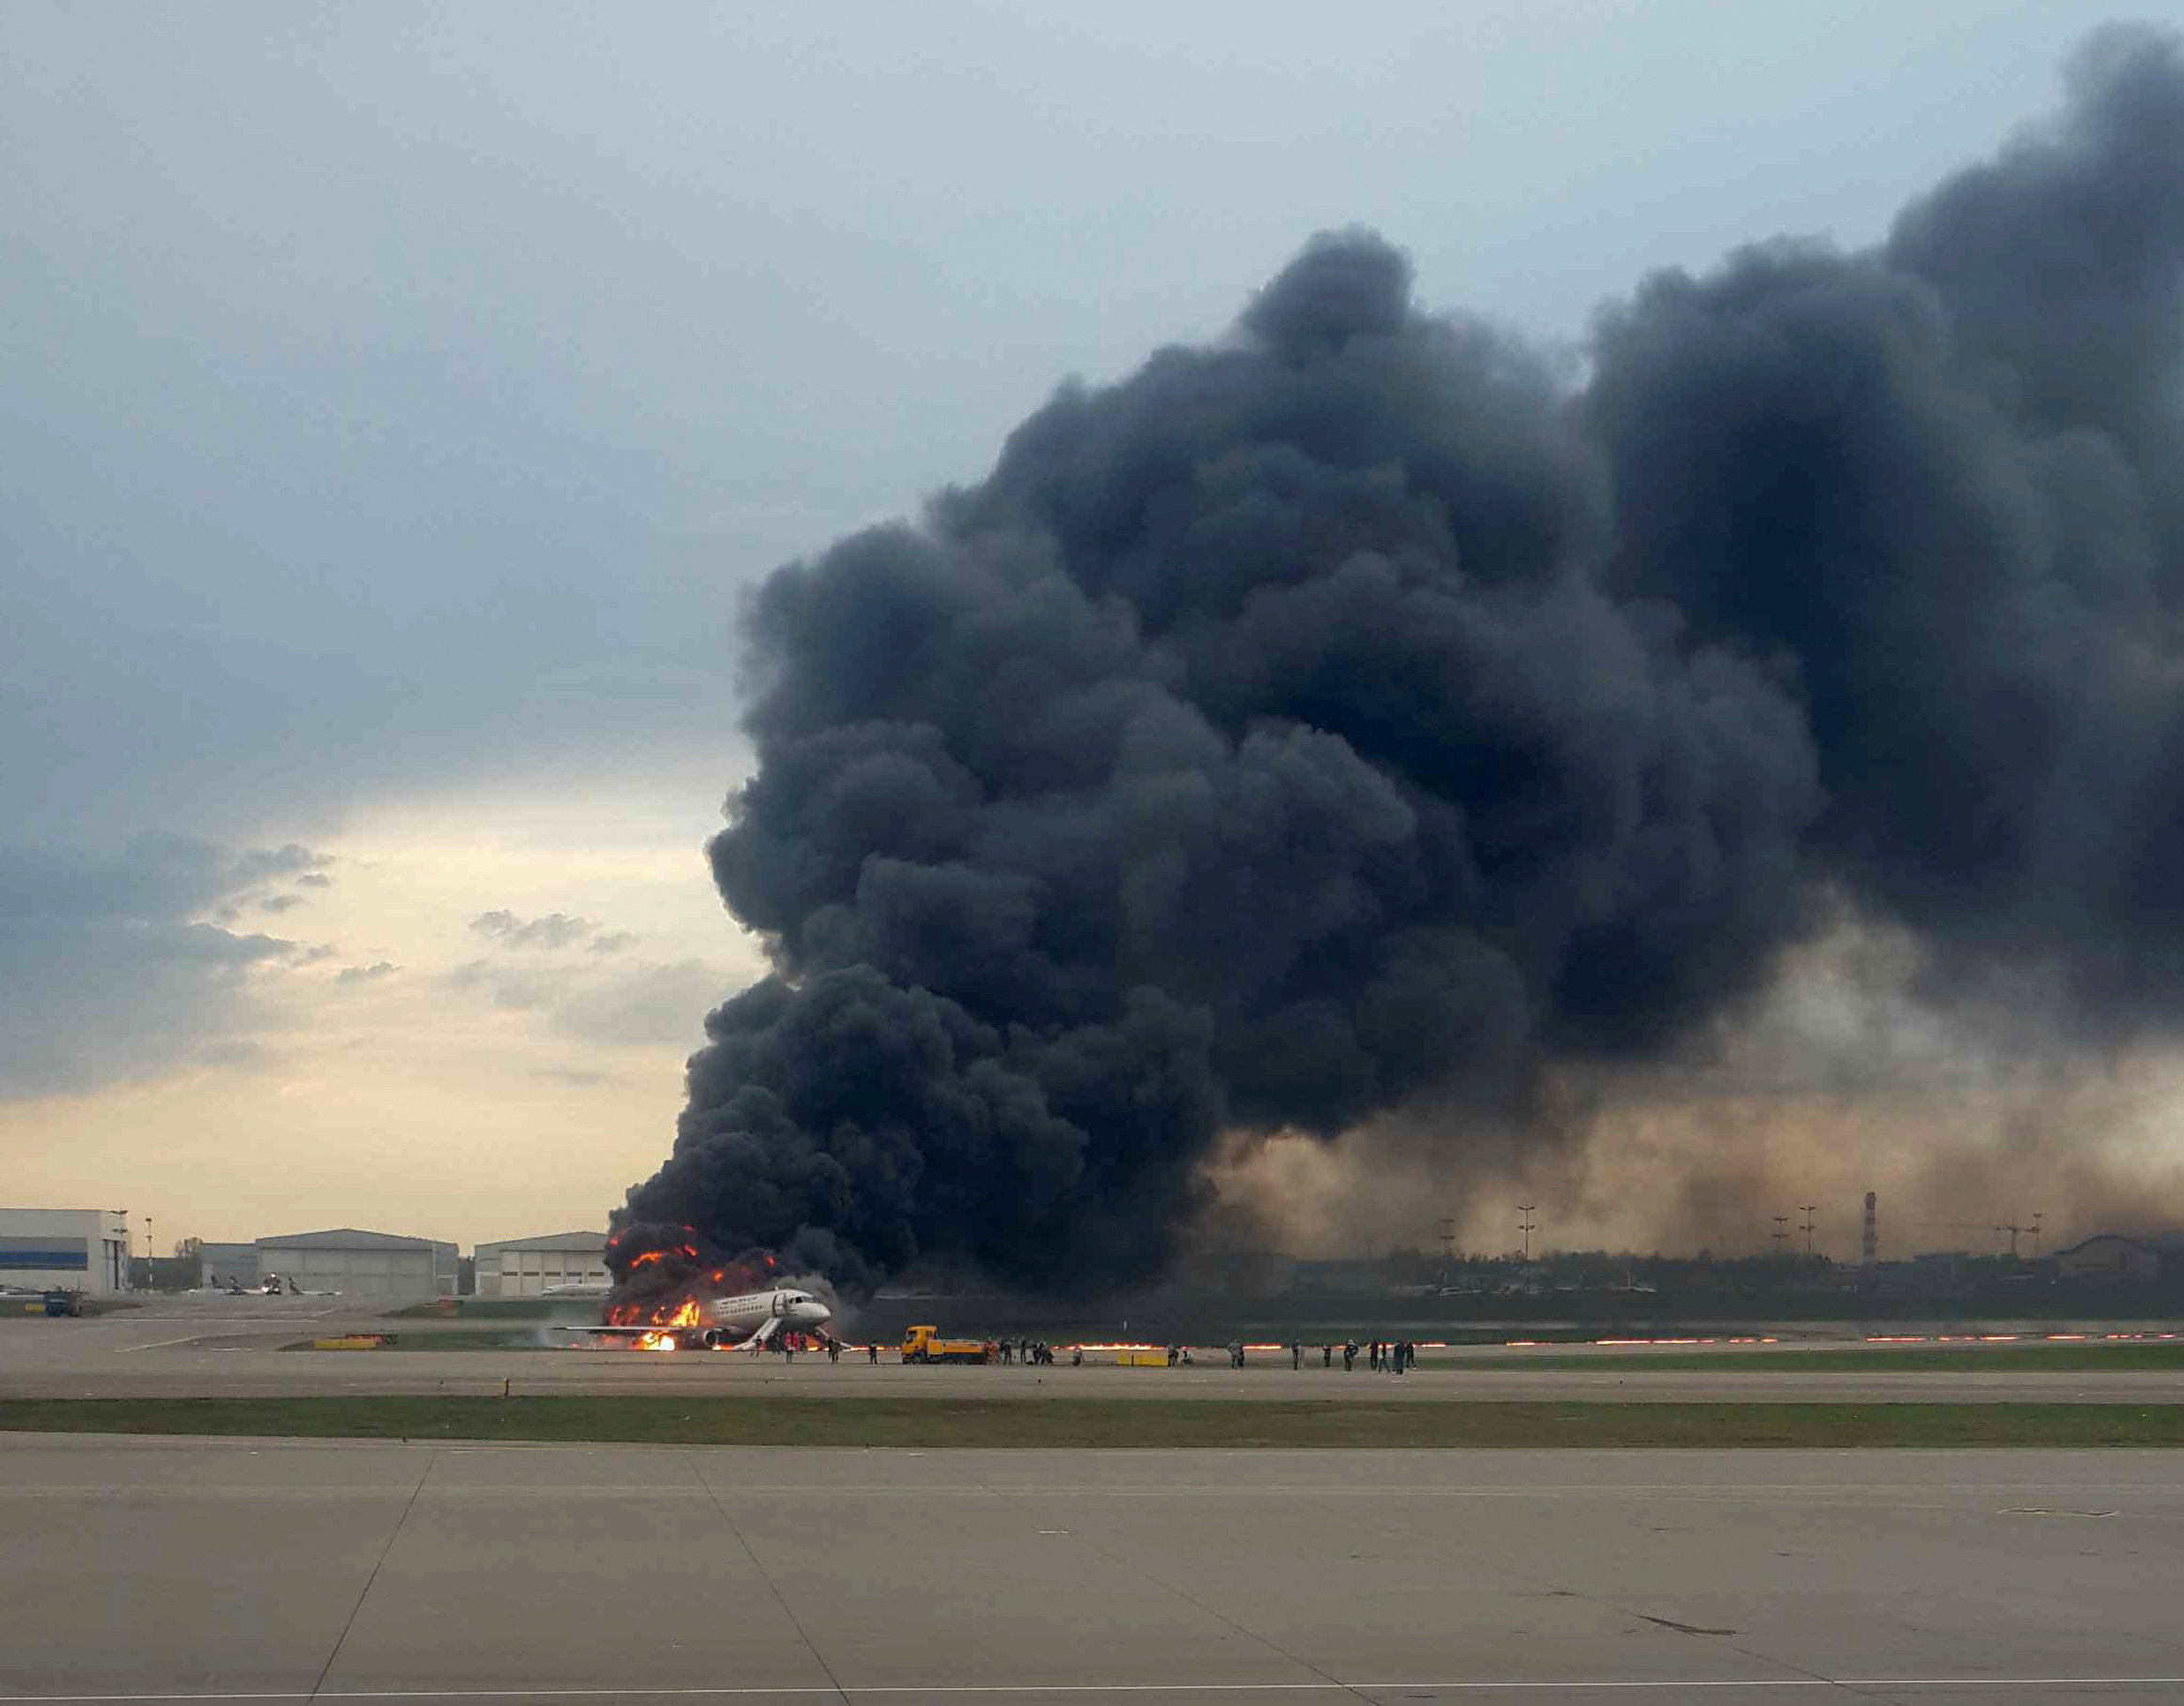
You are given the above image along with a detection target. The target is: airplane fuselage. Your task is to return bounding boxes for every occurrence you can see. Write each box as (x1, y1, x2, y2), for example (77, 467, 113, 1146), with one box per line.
(572, 1286, 832, 1350)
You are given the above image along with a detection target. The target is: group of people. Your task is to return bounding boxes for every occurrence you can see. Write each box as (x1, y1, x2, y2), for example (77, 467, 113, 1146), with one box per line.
(999, 1337, 1062, 1365)
(1196, 1339, 1427, 1370)
(1359, 1339, 1417, 1372)
(768, 1337, 910, 1365)
(1285, 1339, 1420, 1372)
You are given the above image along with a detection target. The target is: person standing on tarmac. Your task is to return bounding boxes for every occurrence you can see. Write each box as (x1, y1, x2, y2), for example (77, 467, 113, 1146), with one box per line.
(867, 1342, 879, 1364)
(1290, 1342, 1301, 1370)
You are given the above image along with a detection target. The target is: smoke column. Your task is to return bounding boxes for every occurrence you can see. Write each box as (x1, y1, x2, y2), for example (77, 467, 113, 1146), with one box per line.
(618, 28, 2184, 1290)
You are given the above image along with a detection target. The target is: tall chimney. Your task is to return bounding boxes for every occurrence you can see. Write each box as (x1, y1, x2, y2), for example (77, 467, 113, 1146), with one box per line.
(1861, 1192, 1878, 1268)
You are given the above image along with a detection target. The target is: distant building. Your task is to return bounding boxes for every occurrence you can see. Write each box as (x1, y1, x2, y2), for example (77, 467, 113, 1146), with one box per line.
(198, 1241, 260, 1290)
(2054, 1234, 2165, 1281)
(473, 1231, 610, 1297)
(0, 1208, 133, 1295)
(255, 1229, 458, 1301)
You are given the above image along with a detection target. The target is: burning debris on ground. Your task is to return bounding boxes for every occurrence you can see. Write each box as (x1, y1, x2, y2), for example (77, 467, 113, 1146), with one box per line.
(614, 27, 2184, 1298)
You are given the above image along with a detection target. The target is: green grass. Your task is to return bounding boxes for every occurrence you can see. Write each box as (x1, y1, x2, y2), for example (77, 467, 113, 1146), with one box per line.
(281, 1329, 556, 1352)
(283, 1335, 2184, 1368)
(4, 1397, 2183, 1448)
(1492, 1342, 2184, 1373)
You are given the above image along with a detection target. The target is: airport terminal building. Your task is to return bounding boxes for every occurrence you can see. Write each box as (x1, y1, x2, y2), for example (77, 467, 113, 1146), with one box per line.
(0, 1208, 134, 1295)
(256, 1228, 458, 1301)
(474, 1231, 610, 1297)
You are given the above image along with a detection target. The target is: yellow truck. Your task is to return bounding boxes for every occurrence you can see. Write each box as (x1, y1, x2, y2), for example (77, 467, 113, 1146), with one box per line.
(901, 1324, 997, 1365)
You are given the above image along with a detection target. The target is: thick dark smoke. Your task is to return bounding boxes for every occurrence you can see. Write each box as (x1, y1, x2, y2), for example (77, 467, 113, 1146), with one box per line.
(600, 1224, 806, 1327)
(619, 27, 2184, 1290)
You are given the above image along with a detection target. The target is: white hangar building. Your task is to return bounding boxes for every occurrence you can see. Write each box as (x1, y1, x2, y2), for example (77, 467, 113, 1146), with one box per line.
(0, 1208, 133, 1295)
(256, 1228, 458, 1301)
(197, 1241, 261, 1289)
(473, 1231, 610, 1297)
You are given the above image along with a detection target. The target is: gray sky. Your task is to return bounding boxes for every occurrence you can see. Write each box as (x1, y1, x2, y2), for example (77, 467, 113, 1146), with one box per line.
(4, 0, 2176, 1252)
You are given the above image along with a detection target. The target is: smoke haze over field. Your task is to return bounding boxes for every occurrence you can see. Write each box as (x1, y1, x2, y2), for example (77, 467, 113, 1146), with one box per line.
(619, 27, 2184, 1288)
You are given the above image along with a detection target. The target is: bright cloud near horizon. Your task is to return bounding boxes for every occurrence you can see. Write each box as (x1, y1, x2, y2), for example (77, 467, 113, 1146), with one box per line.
(7, 0, 2176, 1256)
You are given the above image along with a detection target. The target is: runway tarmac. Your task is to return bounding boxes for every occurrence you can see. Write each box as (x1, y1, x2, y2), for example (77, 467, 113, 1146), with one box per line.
(6, 1435, 2183, 1703)
(8, 1299, 2184, 1402)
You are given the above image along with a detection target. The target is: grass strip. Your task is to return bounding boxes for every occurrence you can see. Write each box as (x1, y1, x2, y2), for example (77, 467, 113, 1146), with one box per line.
(275, 1339, 2184, 1367)
(4, 1398, 2184, 1448)
(280, 1330, 556, 1352)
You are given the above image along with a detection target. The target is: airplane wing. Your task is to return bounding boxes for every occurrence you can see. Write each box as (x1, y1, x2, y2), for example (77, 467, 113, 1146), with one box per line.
(554, 1324, 665, 1337)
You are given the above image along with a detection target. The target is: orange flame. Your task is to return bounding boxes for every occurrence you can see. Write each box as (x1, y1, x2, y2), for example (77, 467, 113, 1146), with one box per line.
(625, 1241, 700, 1273)
(605, 1292, 709, 1331)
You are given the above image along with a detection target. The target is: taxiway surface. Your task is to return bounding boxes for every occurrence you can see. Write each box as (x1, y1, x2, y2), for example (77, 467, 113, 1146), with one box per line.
(5, 1435, 2183, 1703)
(7, 1298, 2184, 1401)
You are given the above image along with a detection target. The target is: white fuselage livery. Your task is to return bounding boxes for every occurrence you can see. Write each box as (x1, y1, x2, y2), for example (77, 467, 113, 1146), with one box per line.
(567, 1287, 832, 1351)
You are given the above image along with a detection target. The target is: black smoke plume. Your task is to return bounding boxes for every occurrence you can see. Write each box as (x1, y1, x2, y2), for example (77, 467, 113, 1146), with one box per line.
(601, 1223, 783, 1324)
(618, 27, 2184, 1290)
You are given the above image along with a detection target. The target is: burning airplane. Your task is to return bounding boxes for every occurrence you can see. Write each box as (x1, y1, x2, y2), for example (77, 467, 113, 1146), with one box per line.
(566, 1283, 832, 1352)
(572, 1225, 834, 1351)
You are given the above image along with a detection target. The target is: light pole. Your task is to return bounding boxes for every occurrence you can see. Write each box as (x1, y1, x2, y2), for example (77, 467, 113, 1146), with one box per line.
(1517, 1205, 1537, 1264)
(1771, 1214, 1791, 1256)
(1798, 1205, 1817, 1256)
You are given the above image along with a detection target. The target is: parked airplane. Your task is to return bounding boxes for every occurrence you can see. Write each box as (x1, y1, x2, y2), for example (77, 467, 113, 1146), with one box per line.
(561, 1286, 832, 1351)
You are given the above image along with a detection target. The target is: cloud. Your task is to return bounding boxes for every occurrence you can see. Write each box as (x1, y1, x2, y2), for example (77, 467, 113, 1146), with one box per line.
(442, 952, 727, 1046)
(443, 958, 576, 1011)
(336, 960, 398, 985)
(469, 909, 597, 950)
(259, 894, 304, 915)
(530, 1066, 610, 1088)
(296, 872, 334, 890)
(586, 930, 637, 956)
(552, 961, 728, 1047)
(0, 834, 324, 1099)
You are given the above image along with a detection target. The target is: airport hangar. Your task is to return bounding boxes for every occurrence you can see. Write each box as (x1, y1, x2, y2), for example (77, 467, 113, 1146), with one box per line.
(254, 1228, 460, 1302)
(472, 1230, 610, 1296)
(0, 1207, 133, 1295)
